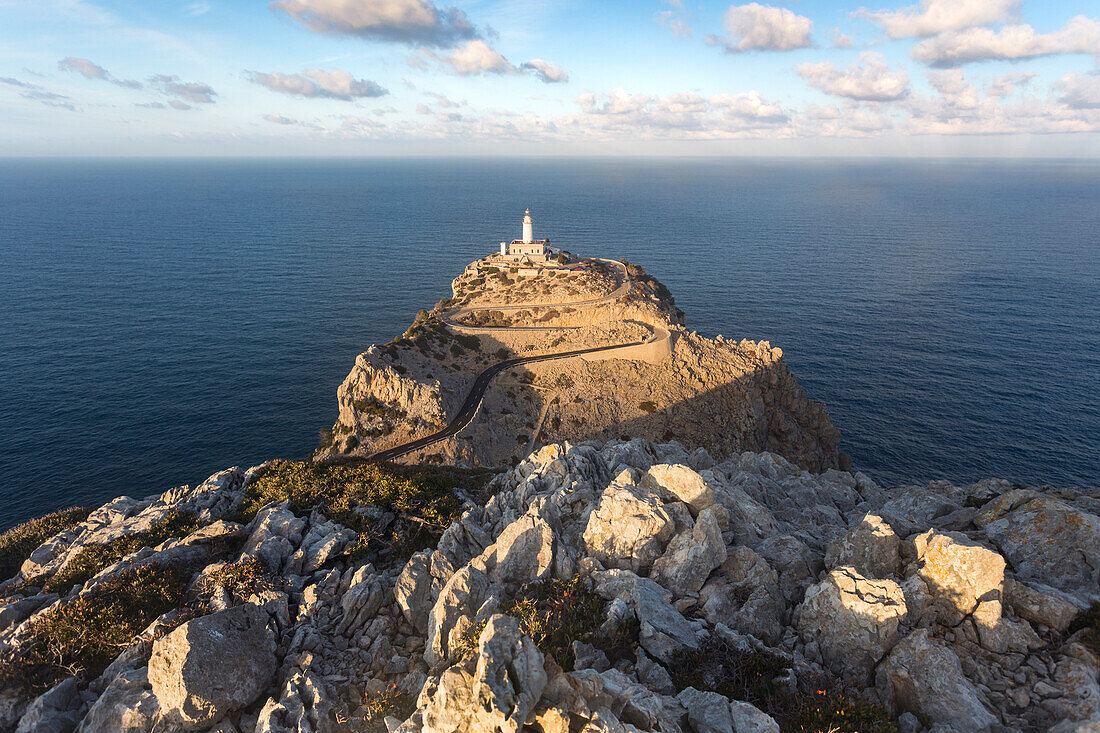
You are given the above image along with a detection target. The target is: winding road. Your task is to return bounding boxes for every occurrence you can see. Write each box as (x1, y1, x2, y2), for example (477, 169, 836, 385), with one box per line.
(367, 258, 659, 463)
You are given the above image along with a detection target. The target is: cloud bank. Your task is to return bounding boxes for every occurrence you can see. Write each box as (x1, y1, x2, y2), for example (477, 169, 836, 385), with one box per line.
(270, 0, 478, 48)
(249, 68, 388, 99)
(707, 3, 813, 53)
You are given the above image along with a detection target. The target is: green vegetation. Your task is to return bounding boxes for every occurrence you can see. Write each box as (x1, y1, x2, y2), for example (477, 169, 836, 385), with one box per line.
(40, 510, 204, 594)
(232, 459, 493, 561)
(352, 397, 407, 422)
(453, 333, 481, 351)
(0, 562, 195, 691)
(358, 683, 416, 733)
(197, 557, 276, 602)
(456, 576, 636, 670)
(638, 400, 658, 413)
(1069, 602, 1100, 654)
(671, 635, 897, 733)
(0, 507, 92, 582)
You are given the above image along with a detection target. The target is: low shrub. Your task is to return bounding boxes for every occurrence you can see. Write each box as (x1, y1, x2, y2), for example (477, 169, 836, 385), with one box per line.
(671, 635, 896, 733)
(40, 510, 203, 594)
(0, 507, 92, 583)
(0, 562, 194, 691)
(197, 558, 276, 602)
(358, 683, 416, 733)
(459, 576, 627, 670)
(232, 459, 493, 562)
(638, 400, 657, 413)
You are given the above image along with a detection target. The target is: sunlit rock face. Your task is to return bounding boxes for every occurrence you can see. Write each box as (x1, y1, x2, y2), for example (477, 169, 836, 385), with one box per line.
(0, 440, 1096, 733)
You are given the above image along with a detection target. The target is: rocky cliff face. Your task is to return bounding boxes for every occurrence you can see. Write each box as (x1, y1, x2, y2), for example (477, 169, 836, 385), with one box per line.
(318, 260, 841, 473)
(0, 442, 1097, 733)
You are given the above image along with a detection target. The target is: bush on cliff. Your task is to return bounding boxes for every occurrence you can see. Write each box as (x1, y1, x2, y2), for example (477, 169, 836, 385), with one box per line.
(39, 510, 203, 594)
(0, 507, 92, 583)
(671, 635, 897, 733)
(0, 562, 195, 691)
(233, 459, 493, 560)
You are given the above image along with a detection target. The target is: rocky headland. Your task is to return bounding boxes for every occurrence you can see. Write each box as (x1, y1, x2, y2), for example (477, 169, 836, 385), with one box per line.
(315, 257, 840, 474)
(0, 256, 1097, 733)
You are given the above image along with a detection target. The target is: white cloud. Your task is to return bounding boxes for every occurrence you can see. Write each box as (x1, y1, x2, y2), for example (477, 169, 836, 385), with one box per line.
(521, 59, 569, 84)
(58, 57, 142, 88)
(270, 0, 478, 48)
(707, 3, 813, 53)
(986, 71, 1035, 98)
(184, 2, 212, 17)
(248, 68, 388, 99)
(1054, 72, 1100, 109)
(150, 74, 217, 103)
(911, 16, 1100, 66)
(797, 52, 910, 101)
(568, 88, 791, 138)
(927, 69, 978, 109)
(831, 29, 854, 48)
(656, 0, 693, 39)
(855, 0, 1021, 39)
(439, 39, 513, 75)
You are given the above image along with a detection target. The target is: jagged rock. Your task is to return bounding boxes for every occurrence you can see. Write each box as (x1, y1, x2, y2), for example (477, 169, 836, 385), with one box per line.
(639, 464, 717, 515)
(0, 594, 58, 636)
(396, 550, 455, 634)
(976, 494, 1100, 602)
(573, 641, 610, 672)
(482, 509, 555, 591)
(698, 546, 785, 645)
(425, 563, 494, 667)
(876, 629, 996, 733)
(729, 700, 781, 733)
(825, 514, 900, 579)
(912, 530, 1005, 627)
(419, 615, 546, 733)
(254, 671, 338, 733)
(75, 667, 159, 733)
(650, 506, 726, 597)
(286, 521, 356, 576)
(241, 503, 306, 572)
(148, 603, 276, 730)
(676, 687, 735, 733)
(16, 677, 89, 733)
(593, 571, 703, 663)
(582, 478, 674, 574)
(566, 668, 686, 732)
(472, 615, 547, 731)
(754, 535, 821, 604)
(796, 566, 907, 680)
(337, 568, 385, 636)
(1003, 578, 1082, 632)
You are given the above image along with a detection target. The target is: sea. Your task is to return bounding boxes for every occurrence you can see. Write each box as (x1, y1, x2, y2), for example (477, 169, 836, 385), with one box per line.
(2, 158, 1098, 530)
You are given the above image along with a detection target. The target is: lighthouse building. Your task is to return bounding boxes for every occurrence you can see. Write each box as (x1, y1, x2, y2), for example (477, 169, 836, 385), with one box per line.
(500, 208, 551, 260)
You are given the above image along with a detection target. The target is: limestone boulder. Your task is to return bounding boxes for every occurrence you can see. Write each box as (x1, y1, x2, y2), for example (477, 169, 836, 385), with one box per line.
(425, 563, 495, 667)
(75, 667, 159, 733)
(639, 464, 717, 515)
(825, 514, 900, 579)
(675, 687, 779, 733)
(912, 530, 1005, 627)
(582, 481, 674, 573)
(16, 677, 90, 733)
(396, 550, 455, 634)
(699, 546, 786, 645)
(1004, 578, 1082, 633)
(976, 494, 1100, 602)
(650, 507, 726, 597)
(254, 671, 338, 733)
(876, 629, 995, 733)
(796, 566, 907, 680)
(593, 570, 703, 663)
(419, 615, 547, 733)
(481, 510, 555, 591)
(148, 604, 276, 730)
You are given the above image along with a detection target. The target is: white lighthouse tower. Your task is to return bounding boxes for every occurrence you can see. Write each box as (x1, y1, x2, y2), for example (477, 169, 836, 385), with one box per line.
(522, 208, 534, 243)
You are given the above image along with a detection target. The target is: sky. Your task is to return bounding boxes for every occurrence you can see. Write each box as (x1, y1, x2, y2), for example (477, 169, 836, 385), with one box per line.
(1, 0, 1099, 156)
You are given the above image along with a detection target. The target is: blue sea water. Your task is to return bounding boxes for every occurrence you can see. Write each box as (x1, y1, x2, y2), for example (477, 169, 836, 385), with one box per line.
(1, 158, 1098, 530)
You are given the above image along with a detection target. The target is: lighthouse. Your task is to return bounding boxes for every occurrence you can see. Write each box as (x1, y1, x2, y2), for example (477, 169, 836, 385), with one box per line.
(522, 208, 534, 243)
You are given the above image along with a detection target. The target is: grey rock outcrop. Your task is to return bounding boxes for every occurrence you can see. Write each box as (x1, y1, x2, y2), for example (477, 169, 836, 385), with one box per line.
(148, 604, 276, 730)
(797, 566, 908, 680)
(877, 629, 996, 733)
